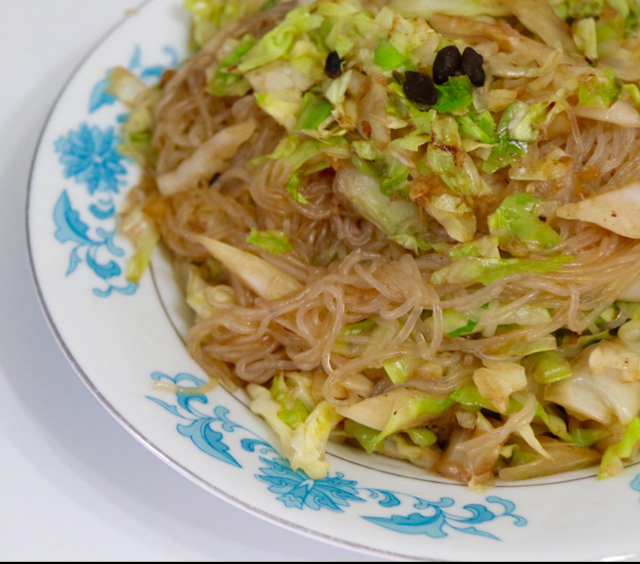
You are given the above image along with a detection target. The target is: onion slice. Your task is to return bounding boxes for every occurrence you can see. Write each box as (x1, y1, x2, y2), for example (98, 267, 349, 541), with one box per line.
(158, 122, 255, 196)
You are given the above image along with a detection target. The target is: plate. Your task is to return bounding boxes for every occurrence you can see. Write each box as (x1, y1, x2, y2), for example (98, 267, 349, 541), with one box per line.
(26, 1, 640, 560)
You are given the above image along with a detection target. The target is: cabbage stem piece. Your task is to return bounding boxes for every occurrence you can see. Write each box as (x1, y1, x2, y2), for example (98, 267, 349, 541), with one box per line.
(572, 100, 640, 128)
(157, 122, 255, 196)
(472, 360, 527, 413)
(248, 385, 341, 480)
(526, 350, 573, 384)
(545, 341, 640, 426)
(435, 394, 536, 482)
(372, 394, 453, 450)
(598, 417, 640, 480)
(186, 266, 236, 321)
(383, 356, 428, 385)
(344, 420, 382, 454)
(106, 67, 147, 108)
(512, 0, 577, 54)
(499, 437, 600, 481)
(336, 388, 451, 432)
(247, 383, 294, 453)
(557, 180, 640, 239)
(289, 401, 342, 479)
(431, 255, 573, 285)
(194, 235, 302, 300)
(120, 208, 160, 285)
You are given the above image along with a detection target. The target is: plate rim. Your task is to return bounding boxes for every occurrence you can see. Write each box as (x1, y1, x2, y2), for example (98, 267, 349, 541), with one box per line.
(23, 1, 640, 561)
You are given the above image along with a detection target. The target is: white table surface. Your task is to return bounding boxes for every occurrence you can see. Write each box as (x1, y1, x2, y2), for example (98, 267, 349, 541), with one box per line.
(0, 1, 384, 560)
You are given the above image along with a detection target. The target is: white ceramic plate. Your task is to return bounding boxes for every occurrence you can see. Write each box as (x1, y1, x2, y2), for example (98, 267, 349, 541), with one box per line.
(27, 1, 640, 560)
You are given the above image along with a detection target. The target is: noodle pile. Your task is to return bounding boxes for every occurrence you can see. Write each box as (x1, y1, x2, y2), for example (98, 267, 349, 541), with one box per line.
(117, 0, 640, 485)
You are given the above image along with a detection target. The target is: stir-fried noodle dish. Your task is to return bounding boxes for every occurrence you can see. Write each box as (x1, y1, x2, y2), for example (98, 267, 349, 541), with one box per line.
(114, 0, 640, 487)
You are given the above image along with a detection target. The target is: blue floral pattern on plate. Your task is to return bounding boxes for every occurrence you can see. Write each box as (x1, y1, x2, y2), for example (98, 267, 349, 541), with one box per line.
(55, 124, 126, 194)
(148, 372, 528, 541)
(243, 440, 366, 511)
(52, 45, 178, 297)
(53, 190, 135, 297)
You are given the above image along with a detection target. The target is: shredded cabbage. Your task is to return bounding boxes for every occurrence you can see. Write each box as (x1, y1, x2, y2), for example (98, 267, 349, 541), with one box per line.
(186, 266, 235, 320)
(246, 229, 292, 254)
(120, 208, 159, 285)
(598, 417, 640, 479)
(525, 350, 574, 384)
(546, 341, 640, 426)
(472, 360, 528, 413)
(106, 67, 147, 108)
(237, 6, 323, 72)
(488, 193, 561, 255)
(431, 255, 574, 286)
(374, 40, 408, 70)
(296, 92, 333, 131)
(433, 76, 475, 115)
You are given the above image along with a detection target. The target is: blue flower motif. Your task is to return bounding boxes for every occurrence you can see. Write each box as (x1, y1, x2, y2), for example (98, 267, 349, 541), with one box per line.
(241, 448, 364, 512)
(631, 474, 640, 495)
(55, 123, 127, 194)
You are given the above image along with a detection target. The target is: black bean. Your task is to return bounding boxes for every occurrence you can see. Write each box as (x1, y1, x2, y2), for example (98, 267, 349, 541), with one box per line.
(461, 47, 486, 87)
(403, 71, 438, 106)
(325, 51, 343, 79)
(432, 45, 462, 85)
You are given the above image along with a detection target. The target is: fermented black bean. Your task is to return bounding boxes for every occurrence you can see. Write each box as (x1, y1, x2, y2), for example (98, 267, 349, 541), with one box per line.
(403, 71, 438, 106)
(432, 45, 461, 85)
(325, 51, 343, 79)
(461, 47, 486, 87)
